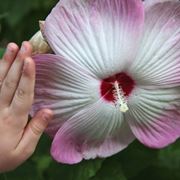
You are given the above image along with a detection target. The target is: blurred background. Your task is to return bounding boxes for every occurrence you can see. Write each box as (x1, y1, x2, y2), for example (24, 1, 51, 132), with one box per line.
(0, 0, 180, 180)
(0, 0, 58, 46)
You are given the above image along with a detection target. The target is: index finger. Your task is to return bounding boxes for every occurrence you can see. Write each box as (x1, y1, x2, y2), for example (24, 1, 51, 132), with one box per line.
(10, 57, 35, 116)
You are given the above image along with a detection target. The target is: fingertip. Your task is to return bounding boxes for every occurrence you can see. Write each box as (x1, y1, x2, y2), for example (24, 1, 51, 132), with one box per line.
(21, 41, 33, 53)
(7, 42, 19, 52)
(14, 109, 53, 159)
(3, 43, 19, 61)
(29, 109, 53, 136)
(23, 57, 35, 77)
(18, 41, 33, 59)
(37, 108, 54, 124)
(35, 108, 53, 128)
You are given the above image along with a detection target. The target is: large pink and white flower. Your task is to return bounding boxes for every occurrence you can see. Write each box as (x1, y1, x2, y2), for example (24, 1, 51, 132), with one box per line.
(31, 0, 180, 164)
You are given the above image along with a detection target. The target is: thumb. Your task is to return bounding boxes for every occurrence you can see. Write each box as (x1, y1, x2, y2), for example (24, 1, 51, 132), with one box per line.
(15, 109, 53, 160)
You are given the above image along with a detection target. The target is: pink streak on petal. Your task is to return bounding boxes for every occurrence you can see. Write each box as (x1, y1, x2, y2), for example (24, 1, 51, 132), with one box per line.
(144, 0, 179, 9)
(129, 109, 180, 148)
(129, 2, 180, 87)
(50, 98, 134, 164)
(126, 86, 180, 148)
(44, 0, 144, 77)
(51, 130, 83, 164)
(31, 54, 99, 139)
(82, 122, 135, 159)
(51, 120, 135, 164)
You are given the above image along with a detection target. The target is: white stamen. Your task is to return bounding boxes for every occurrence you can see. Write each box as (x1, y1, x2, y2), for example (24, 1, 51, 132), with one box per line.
(113, 81, 129, 113)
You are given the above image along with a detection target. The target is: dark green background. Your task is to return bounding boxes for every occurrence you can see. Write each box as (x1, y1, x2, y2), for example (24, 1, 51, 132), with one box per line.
(0, 0, 180, 179)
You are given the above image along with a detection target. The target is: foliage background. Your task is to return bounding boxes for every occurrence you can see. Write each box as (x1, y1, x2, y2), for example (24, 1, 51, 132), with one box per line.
(0, 0, 180, 179)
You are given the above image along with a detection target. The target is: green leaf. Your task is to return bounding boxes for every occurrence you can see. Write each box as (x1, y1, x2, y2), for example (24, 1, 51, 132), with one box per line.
(117, 140, 158, 179)
(157, 140, 180, 169)
(127, 140, 180, 180)
(6, 0, 32, 27)
(46, 159, 103, 180)
(32, 155, 52, 180)
(0, 12, 8, 20)
(91, 157, 126, 180)
(30, 134, 52, 179)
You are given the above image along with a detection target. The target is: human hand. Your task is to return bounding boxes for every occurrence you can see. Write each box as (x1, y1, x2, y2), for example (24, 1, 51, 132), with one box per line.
(0, 42, 53, 172)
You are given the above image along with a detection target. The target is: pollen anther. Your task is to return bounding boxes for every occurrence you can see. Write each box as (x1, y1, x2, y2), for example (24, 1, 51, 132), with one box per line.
(113, 81, 129, 113)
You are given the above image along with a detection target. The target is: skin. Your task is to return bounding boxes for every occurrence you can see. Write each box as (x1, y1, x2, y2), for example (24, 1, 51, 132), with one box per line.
(0, 41, 53, 172)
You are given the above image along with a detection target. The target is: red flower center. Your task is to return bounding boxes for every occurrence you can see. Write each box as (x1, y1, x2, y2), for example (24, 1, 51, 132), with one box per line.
(100, 72, 135, 102)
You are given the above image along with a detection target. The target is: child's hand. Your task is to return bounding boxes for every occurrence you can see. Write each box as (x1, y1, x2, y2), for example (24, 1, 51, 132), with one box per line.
(0, 42, 53, 172)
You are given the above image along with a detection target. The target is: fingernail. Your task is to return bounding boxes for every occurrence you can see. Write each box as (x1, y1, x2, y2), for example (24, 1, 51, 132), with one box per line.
(6, 44, 14, 55)
(20, 42, 27, 53)
(42, 111, 53, 123)
(22, 58, 29, 73)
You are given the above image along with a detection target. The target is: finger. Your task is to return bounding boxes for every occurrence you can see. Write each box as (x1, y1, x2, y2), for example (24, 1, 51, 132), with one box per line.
(10, 57, 35, 116)
(0, 41, 32, 107)
(0, 43, 19, 85)
(14, 109, 53, 160)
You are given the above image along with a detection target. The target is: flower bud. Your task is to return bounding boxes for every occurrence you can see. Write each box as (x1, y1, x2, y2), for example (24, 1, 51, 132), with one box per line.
(29, 21, 52, 55)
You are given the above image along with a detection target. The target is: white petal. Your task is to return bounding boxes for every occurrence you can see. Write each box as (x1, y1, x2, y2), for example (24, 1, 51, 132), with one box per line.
(143, 0, 179, 9)
(44, 0, 144, 78)
(126, 86, 180, 148)
(129, 1, 180, 87)
(51, 98, 135, 164)
(82, 121, 135, 159)
(31, 54, 100, 137)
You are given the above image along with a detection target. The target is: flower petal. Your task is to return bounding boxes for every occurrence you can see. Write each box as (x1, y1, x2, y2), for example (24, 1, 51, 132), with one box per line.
(31, 54, 100, 137)
(143, 0, 179, 9)
(44, 0, 144, 78)
(129, 2, 180, 87)
(51, 99, 135, 164)
(82, 121, 135, 159)
(126, 87, 180, 148)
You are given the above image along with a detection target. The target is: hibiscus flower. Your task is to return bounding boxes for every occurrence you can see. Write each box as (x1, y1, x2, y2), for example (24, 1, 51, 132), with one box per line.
(31, 0, 180, 164)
